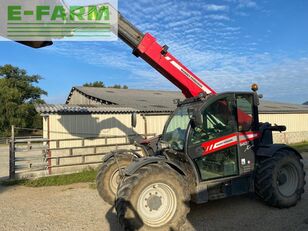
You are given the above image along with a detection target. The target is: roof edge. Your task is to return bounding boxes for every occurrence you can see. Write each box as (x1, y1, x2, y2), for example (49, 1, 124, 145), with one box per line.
(35, 104, 173, 115)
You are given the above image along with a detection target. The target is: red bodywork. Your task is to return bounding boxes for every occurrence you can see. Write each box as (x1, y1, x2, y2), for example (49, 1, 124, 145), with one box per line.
(136, 33, 216, 98)
(135, 33, 256, 148)
(201, 131, 260, 156)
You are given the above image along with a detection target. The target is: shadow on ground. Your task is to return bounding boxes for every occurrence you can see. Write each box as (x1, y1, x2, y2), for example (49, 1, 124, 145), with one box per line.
(105, 206, 122, 231)
(102, 155, 308, 231)
(103, 183, 308, 231)
(0, 185, 11, 194)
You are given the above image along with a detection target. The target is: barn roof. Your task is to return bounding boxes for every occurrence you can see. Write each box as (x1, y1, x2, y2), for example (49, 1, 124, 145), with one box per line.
(34, 87, 308, 115)
(35, 104, 174, 115)
(64, 87, 308, 114)
(66, 87, 183, 112)
(259, 101, 308, 114)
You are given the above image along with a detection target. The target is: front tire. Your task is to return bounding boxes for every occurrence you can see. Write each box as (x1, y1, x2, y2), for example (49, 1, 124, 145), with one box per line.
(96, 154, 134, 205)
(116, 164, 190, 231)
(255, 149, 306, 208)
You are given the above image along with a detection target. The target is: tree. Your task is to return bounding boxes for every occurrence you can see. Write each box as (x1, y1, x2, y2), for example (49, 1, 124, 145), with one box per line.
(303, 101, 308, 105)
(108, 84, 129, 89)
(83, 81, 128, 89)
(0, 65, 47, 136)
(83, 81, 105, 88)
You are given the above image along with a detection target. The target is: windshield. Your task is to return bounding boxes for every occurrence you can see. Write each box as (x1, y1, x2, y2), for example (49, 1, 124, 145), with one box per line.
(161, 105, 191, 151)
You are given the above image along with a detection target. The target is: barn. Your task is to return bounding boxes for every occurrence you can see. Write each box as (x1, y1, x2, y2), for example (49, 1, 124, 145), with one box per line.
(34, 87, 308, 174)
(36, 86, 308, 144)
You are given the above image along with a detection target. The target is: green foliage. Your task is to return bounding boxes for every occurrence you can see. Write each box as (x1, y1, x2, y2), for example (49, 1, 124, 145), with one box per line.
(291, 141, 308, 153)
(83, 81, 128, 89)
(83, 81, 105, 88)
(0, 168, 97, 187)
(109, 84, 129, 89)
(0, 64, 47, 136)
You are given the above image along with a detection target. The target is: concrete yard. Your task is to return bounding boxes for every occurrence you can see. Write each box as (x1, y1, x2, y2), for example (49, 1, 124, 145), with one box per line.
(0, 154, 307, 231)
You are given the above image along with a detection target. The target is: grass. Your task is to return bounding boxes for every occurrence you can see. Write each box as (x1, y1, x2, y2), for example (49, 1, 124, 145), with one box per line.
(0, 168, 97, 188)
(290, 141, 308, 153)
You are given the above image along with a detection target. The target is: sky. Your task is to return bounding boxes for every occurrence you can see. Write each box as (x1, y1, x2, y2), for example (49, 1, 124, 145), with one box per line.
(0, 0, 308, 104)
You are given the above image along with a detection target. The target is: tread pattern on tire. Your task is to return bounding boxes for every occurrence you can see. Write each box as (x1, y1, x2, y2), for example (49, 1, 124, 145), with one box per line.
(255, 149, 306, 208)
(96, 153, 134, 205)
(116, 163, 190, 231)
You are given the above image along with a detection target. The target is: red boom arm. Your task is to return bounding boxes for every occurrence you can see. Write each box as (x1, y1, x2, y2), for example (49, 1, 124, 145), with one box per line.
(135, 33, 216, 98)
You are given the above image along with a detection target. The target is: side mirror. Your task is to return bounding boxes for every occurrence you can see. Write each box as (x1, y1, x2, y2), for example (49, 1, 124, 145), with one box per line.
(131, 112, 137, 128)
(188, 108, 203, 128)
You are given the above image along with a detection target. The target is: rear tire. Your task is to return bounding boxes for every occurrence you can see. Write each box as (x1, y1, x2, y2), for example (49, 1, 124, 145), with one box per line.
(255, 149, 305, 208)
(116, 164, 190, 231)
(96, 154, 133, 205)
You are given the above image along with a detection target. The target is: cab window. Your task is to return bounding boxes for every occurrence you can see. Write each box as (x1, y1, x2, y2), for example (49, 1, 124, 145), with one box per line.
(236, 94, 254, 132)
(190, 97, 236, 144)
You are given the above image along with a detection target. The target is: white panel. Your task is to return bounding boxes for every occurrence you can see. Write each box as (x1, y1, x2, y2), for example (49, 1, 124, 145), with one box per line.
(259, 114, 308, 132)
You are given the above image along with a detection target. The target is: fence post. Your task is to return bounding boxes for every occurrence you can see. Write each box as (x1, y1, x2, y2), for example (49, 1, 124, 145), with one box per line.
(9, 125, 15, 179)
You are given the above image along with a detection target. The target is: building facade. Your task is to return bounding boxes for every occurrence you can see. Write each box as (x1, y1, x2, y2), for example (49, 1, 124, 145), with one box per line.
(35, 87, 308, 174)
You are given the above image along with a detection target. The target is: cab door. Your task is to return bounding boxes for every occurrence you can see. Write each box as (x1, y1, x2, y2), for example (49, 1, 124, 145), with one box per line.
(236, 93, 258, 175)
(187, 94, 239, 181)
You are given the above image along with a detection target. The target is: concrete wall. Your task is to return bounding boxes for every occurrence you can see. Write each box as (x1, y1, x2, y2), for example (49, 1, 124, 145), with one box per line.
(272, 131, 308, 144)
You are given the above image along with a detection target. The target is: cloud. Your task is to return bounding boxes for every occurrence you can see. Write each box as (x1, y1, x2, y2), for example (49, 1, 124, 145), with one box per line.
(46, 38, 308, 103)
(237, 0, 257, 9)
(204, 4, 229, 12)
(206, 15, 230, 21)
(42, 0, 307, 104)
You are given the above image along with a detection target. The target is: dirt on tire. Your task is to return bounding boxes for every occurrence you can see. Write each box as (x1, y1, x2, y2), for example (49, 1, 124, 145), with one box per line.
(96, 154, 134, 205)
(255, 149, 306, 208)
(116, 163, 190, 231)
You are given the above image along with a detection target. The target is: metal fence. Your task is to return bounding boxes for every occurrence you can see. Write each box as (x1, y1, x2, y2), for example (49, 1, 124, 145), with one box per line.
(9, 129, 156, 179)
(0, 136, 42, 145)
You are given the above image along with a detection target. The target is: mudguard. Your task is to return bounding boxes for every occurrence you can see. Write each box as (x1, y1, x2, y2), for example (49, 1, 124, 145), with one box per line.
(124, 156, 187, 176)
(256, 144, 302, 159)
(102, 149, 142, 163)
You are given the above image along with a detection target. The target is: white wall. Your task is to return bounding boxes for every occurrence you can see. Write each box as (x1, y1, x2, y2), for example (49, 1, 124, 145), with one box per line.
(259, 114, 308, 132)
(44, 113, 308, 146)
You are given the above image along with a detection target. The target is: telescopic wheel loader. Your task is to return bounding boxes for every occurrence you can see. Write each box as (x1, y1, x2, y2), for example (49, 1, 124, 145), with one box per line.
(9, 3, 306, 231)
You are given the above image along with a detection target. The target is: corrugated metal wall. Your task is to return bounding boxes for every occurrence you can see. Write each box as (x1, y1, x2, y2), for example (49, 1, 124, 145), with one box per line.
(259, 114, 308, 132)
(259, 114, 308, 144)
(143, 114, 169, 135)
(47, 113, 149, 148)
(46, 113, 153, 174)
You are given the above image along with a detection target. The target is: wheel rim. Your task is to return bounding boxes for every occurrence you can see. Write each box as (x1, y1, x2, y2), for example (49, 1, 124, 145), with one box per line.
(137, 183, 177, 227)
(277, 163, 299, 197)
(109, 168, 124, 194)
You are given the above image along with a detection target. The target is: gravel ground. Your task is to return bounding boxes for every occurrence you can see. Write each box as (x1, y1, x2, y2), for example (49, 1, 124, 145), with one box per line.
(0, 154, 307, 231)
